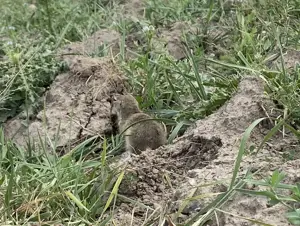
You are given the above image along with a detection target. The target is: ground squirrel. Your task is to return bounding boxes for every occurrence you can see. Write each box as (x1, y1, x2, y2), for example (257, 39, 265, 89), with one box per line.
(112, 93, 167, 154)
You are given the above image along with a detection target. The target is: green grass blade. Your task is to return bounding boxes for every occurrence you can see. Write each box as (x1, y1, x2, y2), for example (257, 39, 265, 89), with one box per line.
(229, 118, 265, 190)
(168, 121, 184, 144)
(4, 150, 14, 214)
(100, 170, 125, 217)
(255, 118, 285, 154)
(65, 190, 90, 212)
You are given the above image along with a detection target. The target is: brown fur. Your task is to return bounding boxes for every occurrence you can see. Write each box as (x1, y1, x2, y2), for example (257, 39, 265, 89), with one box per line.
(112, 94, 167, 154)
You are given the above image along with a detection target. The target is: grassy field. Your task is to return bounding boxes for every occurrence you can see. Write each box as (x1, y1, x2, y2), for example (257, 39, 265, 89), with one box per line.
(1, 0, 300, 225)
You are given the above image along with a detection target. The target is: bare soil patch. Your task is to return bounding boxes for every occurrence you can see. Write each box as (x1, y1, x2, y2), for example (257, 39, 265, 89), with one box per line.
(112, 76, 299, 225)
(268, 49, 300, 71)
(4, 33, 126, 150)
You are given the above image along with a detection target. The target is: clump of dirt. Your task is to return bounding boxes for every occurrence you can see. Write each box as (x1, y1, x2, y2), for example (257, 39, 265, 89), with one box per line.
(153, 22, 198, 60)
(119, 136, 222, 202)
(266, 49, 300, 71)
(4, 31, 127, 150)
(121, 0, 145, 18)
(158, 22, 192, 60)
(153, 21, 229, 61)
(112, 76, 299, 225)
(60, 29, 121, 59)
(277, 49, 300, 70)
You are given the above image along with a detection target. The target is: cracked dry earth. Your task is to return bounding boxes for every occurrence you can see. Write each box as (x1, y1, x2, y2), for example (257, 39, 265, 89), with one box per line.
(3, 0, 147, 151)
(4, 52, 126, 152)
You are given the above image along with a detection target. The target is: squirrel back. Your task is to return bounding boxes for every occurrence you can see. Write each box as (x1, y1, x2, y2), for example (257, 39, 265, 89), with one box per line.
(112, 94, 167, 153)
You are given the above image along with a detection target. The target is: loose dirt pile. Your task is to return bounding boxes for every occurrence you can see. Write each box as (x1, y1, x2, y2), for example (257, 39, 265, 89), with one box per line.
(112, 76, 299, 225)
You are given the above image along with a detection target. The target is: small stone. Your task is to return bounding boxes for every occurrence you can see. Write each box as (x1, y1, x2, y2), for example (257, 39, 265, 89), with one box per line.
(182, 200, 202, 215)
(153, 168, 159, 174)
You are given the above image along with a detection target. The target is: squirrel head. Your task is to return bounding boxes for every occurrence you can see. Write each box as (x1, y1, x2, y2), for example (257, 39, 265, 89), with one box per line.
(112, 94, 141, 120)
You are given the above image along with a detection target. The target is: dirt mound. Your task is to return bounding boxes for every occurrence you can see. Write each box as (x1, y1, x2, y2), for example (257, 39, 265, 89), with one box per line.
(268, 49, 300, 70)
(112, 76, 298, 225)
(4, 36, 126, 150)
(121, 0, 145, 18)
(151, 21, 199, 60)
(157, 22, 194, 60)
(281, 49, 300, 69)
(61, 29, 121, 59)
